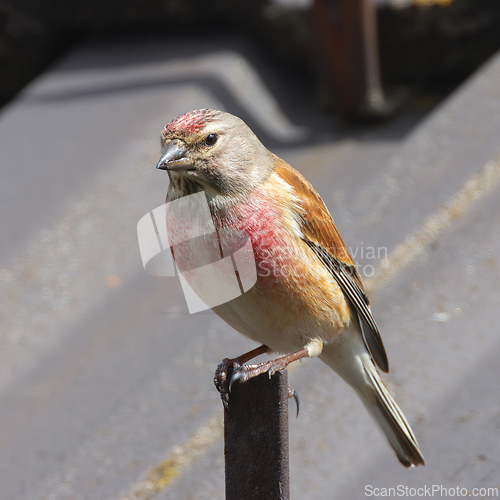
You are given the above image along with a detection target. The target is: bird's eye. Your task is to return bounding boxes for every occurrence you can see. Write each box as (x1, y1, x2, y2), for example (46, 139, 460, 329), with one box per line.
(204, 133, 218, 146)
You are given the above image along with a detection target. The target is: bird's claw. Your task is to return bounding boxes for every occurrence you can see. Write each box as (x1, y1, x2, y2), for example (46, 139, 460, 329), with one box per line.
(215, 356, 300, 417)
(228, 365, 249, 393)
(214, 358, 241, 413)
(288, 386, 300, 418)
(215, 359, 265, 412)
(221, 396, 230, 414)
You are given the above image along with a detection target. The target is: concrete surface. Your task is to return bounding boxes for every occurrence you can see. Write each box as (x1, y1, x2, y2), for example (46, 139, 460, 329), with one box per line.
(1, 33, 500, 499)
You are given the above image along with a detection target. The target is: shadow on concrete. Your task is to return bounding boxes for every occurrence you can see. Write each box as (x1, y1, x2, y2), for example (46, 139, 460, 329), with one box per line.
(25, 33, 435, 151)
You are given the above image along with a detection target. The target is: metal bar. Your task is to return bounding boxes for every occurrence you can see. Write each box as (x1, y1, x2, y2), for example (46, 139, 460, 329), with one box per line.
(224, 370, 289, 500)
(312, 0, 385, 116)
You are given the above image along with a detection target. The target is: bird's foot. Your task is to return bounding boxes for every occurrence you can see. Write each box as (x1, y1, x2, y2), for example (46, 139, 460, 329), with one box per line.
(214, 347, 309, 413)
(214, 358, 284, 412)
(214, 357, 241, 413)
(228, 358, 286, 391)
(214, 358, 285, 412)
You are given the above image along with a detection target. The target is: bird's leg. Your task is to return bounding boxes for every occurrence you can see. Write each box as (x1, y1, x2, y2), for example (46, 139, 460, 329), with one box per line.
(229, 347, 309, 390)
(214, 344, 268, 411)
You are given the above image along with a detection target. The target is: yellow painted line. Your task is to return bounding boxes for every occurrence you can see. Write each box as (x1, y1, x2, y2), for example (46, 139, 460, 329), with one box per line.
(121, 414, 223, 500)
(120, 156, 500, 499)
(368, 156, 500, 293)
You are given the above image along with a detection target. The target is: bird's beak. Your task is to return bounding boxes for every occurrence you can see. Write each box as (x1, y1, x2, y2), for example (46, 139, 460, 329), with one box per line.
(156, 139, 193, 171)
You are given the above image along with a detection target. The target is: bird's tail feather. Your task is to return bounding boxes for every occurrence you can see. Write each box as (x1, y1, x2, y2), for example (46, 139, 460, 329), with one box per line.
(359, 356, 425, 467)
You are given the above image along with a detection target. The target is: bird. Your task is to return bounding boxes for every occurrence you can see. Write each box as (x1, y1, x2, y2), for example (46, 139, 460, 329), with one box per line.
(156, 108, 425, 468)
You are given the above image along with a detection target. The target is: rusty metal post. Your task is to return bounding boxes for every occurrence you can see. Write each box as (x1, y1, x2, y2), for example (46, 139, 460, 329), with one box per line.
(224, 370, 289, 500)
(312, 0, 385, 116)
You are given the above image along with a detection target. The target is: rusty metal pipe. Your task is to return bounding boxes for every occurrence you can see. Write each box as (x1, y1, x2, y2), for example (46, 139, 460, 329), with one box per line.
(312, 0, 385, 115)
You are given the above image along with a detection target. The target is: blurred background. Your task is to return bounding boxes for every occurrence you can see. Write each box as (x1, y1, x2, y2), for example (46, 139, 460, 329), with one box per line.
(1, 0, 500, 498)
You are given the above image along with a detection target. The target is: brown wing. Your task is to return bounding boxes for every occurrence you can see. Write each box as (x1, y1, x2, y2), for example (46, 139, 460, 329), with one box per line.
(275, 160, 389, 373)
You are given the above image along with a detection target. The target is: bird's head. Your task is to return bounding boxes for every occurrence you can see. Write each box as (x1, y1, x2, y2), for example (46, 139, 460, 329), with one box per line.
(157, 109, 274, 203)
